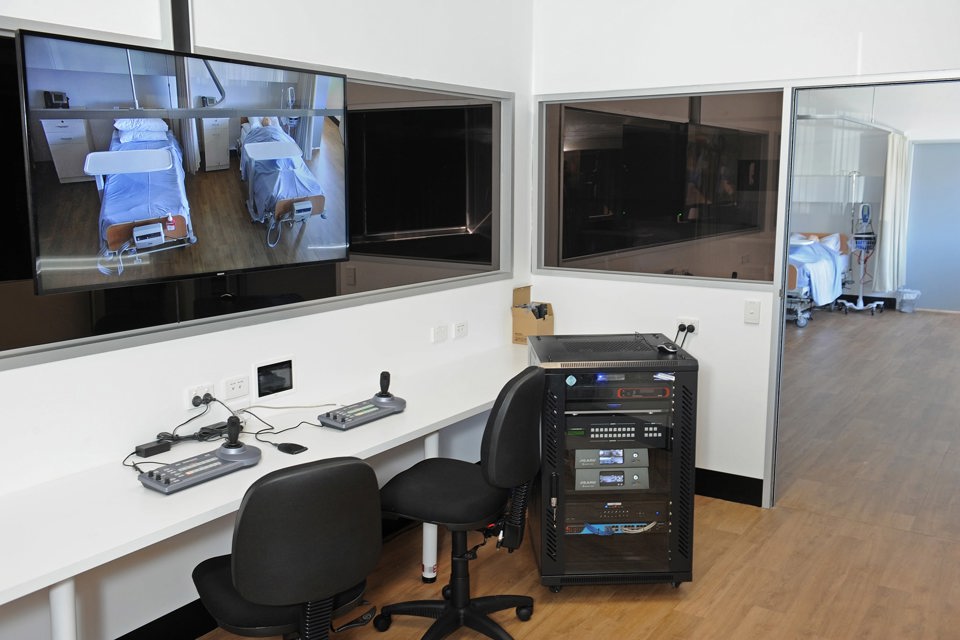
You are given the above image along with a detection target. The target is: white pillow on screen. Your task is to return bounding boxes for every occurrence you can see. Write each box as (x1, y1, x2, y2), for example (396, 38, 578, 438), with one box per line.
(114, 118, 168, 132)
(789, 232, 814, 246)
(820, 233, 842, 253)
(246, 117, 262, 129)
(118, 129, 169, 144)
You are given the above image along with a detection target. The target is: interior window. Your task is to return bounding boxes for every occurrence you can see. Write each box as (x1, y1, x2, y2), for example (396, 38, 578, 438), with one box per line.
(1, 44, 504, 356)
(541, 91, 782, 281)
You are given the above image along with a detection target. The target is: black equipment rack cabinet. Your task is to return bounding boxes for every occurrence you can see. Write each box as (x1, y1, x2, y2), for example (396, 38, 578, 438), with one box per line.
(528, 333, 698, 590)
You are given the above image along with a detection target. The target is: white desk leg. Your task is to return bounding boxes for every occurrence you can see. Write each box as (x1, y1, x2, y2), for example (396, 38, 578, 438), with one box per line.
(421, 432, 439, 583)
(49, 579, 77, 640)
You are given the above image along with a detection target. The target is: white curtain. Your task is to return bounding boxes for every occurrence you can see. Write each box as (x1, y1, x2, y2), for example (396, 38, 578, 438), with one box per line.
(874, 133, 909, 293)
(175, 57, 201, 174)
(295, 75, 318, 160)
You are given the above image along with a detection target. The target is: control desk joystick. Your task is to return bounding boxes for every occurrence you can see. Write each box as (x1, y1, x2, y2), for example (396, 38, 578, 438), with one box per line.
(372, 370, 406, 411)
(139, 415, 261, 494)
(223, 415, 243, 448)
(216, 415, 261, 463)
(377, 371, 393, 398)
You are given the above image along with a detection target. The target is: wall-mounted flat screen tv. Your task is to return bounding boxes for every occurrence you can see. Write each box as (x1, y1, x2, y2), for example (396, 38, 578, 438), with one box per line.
(17, 30, 348, 295)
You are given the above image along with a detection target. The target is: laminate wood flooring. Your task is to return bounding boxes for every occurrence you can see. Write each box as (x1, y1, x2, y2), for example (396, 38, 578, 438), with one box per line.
(201, 309, 960, 639)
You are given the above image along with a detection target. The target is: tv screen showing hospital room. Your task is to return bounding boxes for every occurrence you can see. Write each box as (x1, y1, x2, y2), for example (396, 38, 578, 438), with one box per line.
(18, 31, 348, 295)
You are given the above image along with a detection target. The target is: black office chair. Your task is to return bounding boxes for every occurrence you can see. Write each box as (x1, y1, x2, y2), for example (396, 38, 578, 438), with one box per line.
(373, 365, 545, 640)
(192, 457, 382, 640)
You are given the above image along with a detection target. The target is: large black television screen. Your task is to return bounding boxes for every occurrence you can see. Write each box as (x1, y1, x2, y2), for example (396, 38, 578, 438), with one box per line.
(18, 31, 347, 295)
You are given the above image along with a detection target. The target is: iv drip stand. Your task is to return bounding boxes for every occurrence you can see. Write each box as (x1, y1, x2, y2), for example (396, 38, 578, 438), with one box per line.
(838, 171, 884, 315)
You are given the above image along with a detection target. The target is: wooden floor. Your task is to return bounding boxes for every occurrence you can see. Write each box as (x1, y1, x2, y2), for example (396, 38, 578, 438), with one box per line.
(201, 308, 960, 639)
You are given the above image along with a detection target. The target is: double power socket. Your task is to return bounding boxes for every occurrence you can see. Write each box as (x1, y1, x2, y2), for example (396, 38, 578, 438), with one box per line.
(430, 321, 468, 344)
(185, 376, 249, 409)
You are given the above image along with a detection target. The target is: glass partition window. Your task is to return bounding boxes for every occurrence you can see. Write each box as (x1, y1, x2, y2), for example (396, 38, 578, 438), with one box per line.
(3, 30, 504, 355)
(541, 91, 782, 281)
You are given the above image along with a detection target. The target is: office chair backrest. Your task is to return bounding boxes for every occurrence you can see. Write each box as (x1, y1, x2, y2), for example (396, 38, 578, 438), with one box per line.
(480, 366, 545, 489)
(231, 457, 382, 607)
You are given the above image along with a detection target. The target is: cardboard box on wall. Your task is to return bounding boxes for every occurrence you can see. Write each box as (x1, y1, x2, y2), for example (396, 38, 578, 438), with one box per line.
(512, 286, 554, 344)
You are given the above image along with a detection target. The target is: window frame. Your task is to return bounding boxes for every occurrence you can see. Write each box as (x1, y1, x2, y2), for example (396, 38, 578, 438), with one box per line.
(536, 85, 784, 285)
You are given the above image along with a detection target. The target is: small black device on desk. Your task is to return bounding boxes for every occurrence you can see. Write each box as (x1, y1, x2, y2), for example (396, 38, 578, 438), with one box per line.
(139, 416, 261, 494)
(318, 371, 406, 430)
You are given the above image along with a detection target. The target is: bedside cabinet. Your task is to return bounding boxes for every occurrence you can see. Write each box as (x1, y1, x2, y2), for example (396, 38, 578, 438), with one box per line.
(41, 118, 94, 183)
(201, 117, 230, 171)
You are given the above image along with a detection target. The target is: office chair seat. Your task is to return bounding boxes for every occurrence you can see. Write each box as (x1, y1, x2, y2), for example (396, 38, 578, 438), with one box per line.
(380, 457, 509, 530)
(374, 366, 545, 640)
(192, 457, 382, 640)
(192, 555, 366, 637)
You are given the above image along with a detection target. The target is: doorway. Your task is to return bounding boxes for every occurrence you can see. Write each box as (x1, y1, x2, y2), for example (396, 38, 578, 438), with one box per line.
(775, 78, 960, 507)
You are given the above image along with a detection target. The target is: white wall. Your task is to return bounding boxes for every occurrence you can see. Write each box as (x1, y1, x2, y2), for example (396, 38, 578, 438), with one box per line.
(530, 0, 960, 92)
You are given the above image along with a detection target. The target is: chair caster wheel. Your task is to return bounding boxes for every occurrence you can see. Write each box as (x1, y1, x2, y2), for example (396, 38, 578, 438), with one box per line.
(516, 605, 533, 621)
(442, 584, 452, 600)
(373, 613, 391, 632)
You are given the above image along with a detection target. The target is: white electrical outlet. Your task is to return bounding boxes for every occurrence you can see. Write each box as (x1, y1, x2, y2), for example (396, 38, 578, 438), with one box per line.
(223, 375, 249, 400)
(185, 384, 213, 409)
(430, 324, 449, 343)
(453, 321, 468, 339)
(678, 317, 700, 337)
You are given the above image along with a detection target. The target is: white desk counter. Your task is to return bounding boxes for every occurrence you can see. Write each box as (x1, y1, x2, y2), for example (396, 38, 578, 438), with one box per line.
(0, 344, 530, 639)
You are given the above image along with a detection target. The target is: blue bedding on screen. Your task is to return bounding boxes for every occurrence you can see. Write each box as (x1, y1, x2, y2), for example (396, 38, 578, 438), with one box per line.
(100, 131, 190, 244)
(240, 125, 324, 220)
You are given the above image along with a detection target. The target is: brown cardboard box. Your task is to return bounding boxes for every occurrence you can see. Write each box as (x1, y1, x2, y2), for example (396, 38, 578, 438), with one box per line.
(511, 286, 554, 344)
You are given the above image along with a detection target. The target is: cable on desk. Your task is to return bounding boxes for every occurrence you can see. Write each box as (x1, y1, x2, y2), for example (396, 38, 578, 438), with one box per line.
(122, 451, 166, 474)
(239, 407, 315, 446)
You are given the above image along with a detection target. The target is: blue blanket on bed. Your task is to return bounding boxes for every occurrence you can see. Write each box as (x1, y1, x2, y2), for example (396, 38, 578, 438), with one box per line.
(240, 125, 324, 220)
(789, 241, 844, 306)
(100, 132, 189, 244)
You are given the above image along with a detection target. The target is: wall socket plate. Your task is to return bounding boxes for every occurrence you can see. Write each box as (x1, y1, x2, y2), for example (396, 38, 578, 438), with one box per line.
(223, 375, 249, 400)
(453, 321, 468, 339)
(185, 384, 213, 409)
(678, 317, 700, 337)
(431, 324, 449, 343)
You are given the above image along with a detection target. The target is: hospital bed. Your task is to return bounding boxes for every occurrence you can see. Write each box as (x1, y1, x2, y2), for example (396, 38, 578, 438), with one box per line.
(83, 118, 195, 275)
(238, 117, 327, 247)
(786, 232, 850, 327)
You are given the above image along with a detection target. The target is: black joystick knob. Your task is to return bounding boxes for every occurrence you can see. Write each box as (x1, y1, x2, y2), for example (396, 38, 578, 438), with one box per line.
(376, 371, 393, 398)
(224, 415, 242, 448)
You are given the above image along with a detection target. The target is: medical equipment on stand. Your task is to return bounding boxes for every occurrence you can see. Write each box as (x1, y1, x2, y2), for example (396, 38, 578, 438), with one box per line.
(281, 86, 299, 136)
(839, 201, 884, 315)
